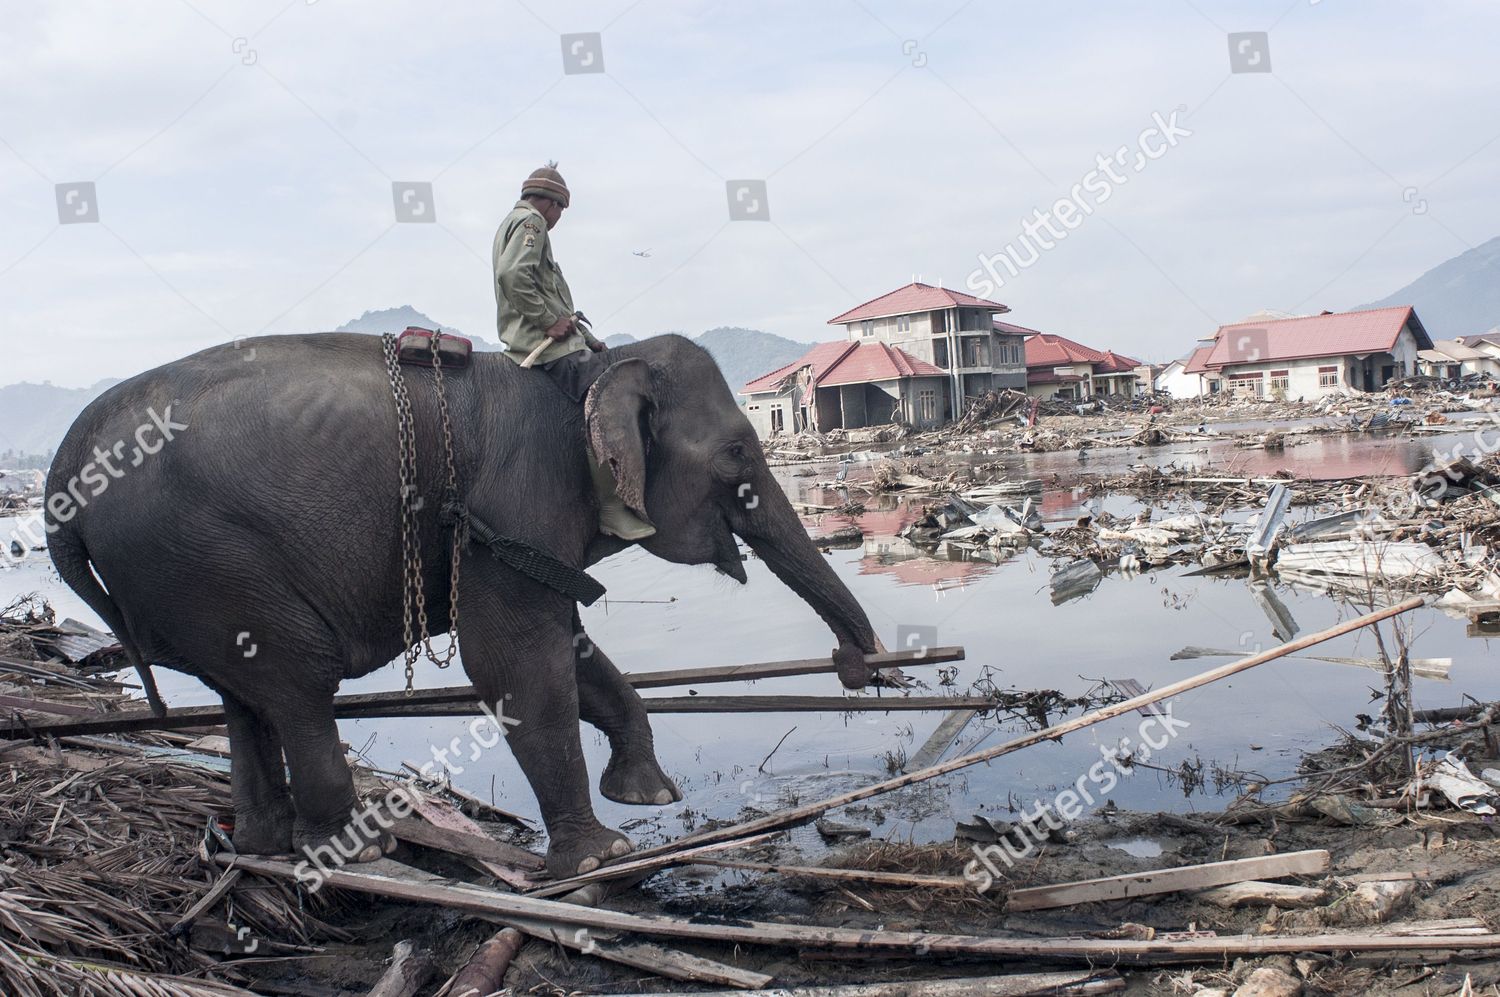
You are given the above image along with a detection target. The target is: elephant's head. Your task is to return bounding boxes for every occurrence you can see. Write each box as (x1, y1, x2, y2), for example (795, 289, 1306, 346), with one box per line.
(584, 336, 879, 688)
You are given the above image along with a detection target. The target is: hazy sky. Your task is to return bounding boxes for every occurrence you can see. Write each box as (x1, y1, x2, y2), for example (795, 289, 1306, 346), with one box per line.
(3, 0, 1498, 387)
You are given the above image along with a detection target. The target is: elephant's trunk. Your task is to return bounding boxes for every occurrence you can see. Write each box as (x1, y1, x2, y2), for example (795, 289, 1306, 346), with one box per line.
(737, 471, 879, 689)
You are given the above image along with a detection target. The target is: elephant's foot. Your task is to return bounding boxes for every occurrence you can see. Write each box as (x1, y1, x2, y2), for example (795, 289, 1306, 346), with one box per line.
(230, 799, 295, 855)
(601, 749, 683, 807)
(292, 808, 399, 866)
(546, 820, 633, 878)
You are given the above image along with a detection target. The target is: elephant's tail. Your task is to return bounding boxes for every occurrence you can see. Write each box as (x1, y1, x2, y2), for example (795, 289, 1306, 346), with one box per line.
(46, 526, 166, 717)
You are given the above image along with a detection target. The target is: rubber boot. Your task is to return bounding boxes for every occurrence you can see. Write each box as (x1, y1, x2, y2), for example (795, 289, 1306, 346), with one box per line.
(589, 455, 656, 541)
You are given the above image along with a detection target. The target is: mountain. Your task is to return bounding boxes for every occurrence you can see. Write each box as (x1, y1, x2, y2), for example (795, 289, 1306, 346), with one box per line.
(0, 379, 119, 461)
(694, 326, 814, 391)
(606, 327, 812, 390)
(1361, 235, 1500, 337)
(336, 306, 501, 350)
(0, 312, 814, 461)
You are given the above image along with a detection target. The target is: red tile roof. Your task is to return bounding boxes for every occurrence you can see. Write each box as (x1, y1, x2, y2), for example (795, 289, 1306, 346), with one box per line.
(820, 342, 945, 386)
(1022, 332, 1109, 367)
(1095, 350, 1144, 374)
(742, 341, 943, 393)
(742, 341, 856, 394)
(1182, 344, 1216, 374)
(828, 282, 1010, 324)
(1202, 306, 1431, 369)
(993, 320, 1045, 337)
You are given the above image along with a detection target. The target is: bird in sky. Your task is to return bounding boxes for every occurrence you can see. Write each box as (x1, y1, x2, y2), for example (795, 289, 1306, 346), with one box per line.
(632, 249, 652, 258)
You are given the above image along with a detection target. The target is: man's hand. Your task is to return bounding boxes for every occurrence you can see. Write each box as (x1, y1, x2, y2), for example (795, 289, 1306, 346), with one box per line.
(589, 341, 607, 353)
(544, 315, 575, 341)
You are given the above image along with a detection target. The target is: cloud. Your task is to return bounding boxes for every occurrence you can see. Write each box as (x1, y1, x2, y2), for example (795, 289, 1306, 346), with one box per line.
(2, 0, 1499, 384)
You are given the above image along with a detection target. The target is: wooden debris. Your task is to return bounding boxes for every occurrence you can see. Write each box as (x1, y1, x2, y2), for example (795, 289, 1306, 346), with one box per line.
(1196, 881, 1326, 908)
(218, 852, 1500, 963)
(366, 939, 434, 997)
(1004, 850, 1330, 912)
(620, 970, 1124, 996)
(904, 707, 980, 771)
(549, 597, 1423, 893)
(446, 928, 522, 997)
(692, 856, 970, 891)
(0, 648, 966, 739)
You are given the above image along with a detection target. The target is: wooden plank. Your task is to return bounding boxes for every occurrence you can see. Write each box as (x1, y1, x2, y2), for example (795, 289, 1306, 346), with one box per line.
(349, 856, 770, 989)
(1005, 850, 1330, 912)
(904, 709, 979, 772)
(0, 693, 98, 716)
(619, 972, 1123, 997)
(620, 647, 963, 689)
(538, 597, 1427, 896)
(0, 648, 966, 739)
(219, 852, 1500, 962)
(497, 914, 773, 990)
(401, 796, 537, 890)
(527, 832, 778, 900)
(374, 695, 995, 718)
(388, 817, 543, 873)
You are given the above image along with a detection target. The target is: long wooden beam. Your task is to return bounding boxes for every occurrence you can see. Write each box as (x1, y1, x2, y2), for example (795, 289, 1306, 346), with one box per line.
(1005, 850, 1330, 912)
(0, 648, 965, 739)
(221, 851, 1500, 962)
(532, 596, 1428, 898)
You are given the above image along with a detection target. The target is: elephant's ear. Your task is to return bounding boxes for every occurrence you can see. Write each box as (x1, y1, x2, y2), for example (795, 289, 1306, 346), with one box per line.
(585, 358, 654, 521)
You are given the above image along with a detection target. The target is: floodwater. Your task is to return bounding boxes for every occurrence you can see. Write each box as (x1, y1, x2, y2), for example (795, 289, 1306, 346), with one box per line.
(3, 422, 1496, 852)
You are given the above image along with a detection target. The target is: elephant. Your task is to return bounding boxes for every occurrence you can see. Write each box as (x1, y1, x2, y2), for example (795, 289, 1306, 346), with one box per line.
(45, 333, 880, 878)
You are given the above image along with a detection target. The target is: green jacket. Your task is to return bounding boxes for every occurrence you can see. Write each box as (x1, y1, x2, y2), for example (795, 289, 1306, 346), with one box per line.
(492, 200, 600, 366)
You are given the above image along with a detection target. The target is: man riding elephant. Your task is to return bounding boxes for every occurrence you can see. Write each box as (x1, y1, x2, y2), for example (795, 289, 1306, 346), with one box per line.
(493, 163, 655, 541)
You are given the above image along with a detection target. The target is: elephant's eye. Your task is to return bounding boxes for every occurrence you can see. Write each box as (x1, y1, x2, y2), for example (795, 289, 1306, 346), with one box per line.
(714, 441, 752, 480)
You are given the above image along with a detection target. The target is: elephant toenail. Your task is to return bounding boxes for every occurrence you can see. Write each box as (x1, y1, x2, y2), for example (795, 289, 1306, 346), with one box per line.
(653, 789, 672, 805)
(355, 844, 381, 863)
(578, 856, 600, 874)
(610, 838, 632, 856)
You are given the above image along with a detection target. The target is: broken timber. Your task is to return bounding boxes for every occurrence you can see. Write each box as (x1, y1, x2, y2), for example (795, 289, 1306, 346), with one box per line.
(621, 972, 1125, 997)
(1004, 850, 1330, 912)
(218, 852, 1500, 963)
(535, 596, 1427, 897)
(0, 647, 965, 739)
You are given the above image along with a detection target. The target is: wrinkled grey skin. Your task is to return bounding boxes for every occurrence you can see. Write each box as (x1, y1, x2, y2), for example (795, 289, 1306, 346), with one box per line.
(46, 334, 878, 877)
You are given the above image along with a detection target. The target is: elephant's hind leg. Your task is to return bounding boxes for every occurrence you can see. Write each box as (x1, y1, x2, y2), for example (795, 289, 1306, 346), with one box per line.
(222, 693, 295, 854)
(273, 694, 395, 865)
(572, 611, 682, 807)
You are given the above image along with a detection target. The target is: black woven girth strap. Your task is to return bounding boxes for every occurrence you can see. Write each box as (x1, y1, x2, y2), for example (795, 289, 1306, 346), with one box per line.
(462, 507, 606, 606)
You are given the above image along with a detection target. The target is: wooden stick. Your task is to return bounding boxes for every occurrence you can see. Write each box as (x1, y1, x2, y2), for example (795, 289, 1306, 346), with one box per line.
(538, 596, 1427, 894)
(0, 648, 964, 739)
(1197, 881, 1327, 909)
(618, 973, 1124, 997)
(904, 708, 979, 772)
(366, 939, 434, 997)
(528, 832, 779, 898)
(388, 817, 542, 872)
(166, 866, 243, 937)
(221, 852, 1500, 962)
(370, 694, 996, 718)
(1004, 850, 1330, 912)
(691, 856, 970, 891)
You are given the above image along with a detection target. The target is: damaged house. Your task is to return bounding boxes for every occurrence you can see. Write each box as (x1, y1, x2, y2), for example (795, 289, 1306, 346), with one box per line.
(1008, 325, 1146, 400)
(1194, 306, 1433, 399)
(740, 282, 1027, 437)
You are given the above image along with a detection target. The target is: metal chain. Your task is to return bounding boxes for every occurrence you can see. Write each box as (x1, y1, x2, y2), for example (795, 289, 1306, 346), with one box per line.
(381, 332, 463, 694)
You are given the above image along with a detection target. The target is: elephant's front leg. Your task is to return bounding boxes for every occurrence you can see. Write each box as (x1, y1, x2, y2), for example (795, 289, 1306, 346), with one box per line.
(572, 609, 682, 807)
(460, 588, 632, 878)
